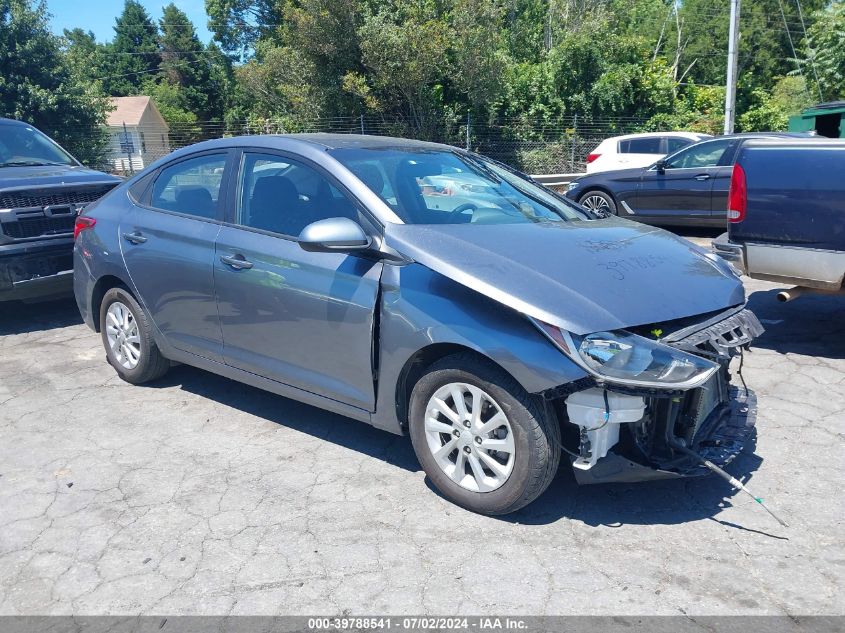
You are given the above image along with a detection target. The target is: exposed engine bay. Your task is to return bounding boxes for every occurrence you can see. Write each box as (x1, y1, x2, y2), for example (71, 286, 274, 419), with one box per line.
(547, 306, 765, 484)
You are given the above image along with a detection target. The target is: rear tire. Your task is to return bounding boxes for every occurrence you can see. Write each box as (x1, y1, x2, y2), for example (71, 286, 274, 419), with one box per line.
(408, 353, 560, 515)
(100, 287, 169, 384)
(578, 190, 617, 216)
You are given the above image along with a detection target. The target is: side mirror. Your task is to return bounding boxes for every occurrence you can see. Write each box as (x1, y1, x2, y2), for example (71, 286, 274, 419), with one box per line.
(298, 217, 371, 253)
(655, 160, 667, 174)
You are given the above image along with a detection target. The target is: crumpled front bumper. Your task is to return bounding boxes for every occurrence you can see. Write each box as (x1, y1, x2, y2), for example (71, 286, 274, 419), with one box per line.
(572, 387, 757, 484)
(562, 306, 763, 485)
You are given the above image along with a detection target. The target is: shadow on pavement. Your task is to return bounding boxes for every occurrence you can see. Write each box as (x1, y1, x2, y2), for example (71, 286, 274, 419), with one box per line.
(431, 433, 775, 531)
(152, 364, 774, 530)
(0, 297, 82, 336)
(747, 288, 845, 359)
(150, 364, 421, 474)
(505, 443, 773, 531)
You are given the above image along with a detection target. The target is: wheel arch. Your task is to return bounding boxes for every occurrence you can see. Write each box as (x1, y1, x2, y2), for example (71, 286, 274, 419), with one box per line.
(578, 185, 618, 205)
(394, 343, 515, 431)
(90, 274, 133, 332)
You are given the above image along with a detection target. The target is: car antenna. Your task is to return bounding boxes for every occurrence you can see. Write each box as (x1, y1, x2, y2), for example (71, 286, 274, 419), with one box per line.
(670, 440, 789, 528)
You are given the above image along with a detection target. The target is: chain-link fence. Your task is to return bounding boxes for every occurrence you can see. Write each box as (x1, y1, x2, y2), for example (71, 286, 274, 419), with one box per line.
(99, 115, 656, 177)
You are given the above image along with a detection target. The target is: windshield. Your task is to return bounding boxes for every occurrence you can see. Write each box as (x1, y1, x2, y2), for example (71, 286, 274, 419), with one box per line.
(330, 147, 587, 225)
(0, 123, 77, 167)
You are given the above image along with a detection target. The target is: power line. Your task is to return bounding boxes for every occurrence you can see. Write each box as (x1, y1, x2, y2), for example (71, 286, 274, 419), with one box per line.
(101, 50, 216, 55)
(93, 58, 209, 81)
(794, 0, 823, 100)
(777, 0, 809, 101)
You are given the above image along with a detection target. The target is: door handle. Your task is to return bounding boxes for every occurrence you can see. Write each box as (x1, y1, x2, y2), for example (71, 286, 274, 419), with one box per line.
(694, 174, 711, 181)
(220, 254, 254, 270)
(122, 231, 147, 244)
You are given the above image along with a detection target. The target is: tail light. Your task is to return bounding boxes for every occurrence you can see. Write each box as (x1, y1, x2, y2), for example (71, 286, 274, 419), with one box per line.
(727, 163, 747, 223)
(586, 153, 601, 164)
(74, 216, 96, 240)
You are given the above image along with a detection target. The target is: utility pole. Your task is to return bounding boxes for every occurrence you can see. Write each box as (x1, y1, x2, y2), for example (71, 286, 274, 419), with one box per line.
(724, 0, 741, 134)
(466, 112, 471, 151)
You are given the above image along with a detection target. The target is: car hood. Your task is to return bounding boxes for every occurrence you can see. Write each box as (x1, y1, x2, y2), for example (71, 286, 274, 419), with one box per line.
(0, 165, 120, 190)
(384, 218, 745, 335)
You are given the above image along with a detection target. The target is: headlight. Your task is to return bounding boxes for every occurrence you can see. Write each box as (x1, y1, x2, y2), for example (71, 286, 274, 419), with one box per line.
(535, 322, 718, 389)
(566, 181, 579, 192)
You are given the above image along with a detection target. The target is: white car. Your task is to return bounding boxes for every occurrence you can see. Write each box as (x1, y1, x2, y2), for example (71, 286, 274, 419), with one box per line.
(586, 132, 712, 174)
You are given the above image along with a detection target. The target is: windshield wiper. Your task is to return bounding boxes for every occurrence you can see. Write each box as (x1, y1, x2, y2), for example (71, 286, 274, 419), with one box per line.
(0, 160, 69, 167)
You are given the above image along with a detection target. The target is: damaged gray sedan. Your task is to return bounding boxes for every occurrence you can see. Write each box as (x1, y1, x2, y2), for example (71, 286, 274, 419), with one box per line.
(73, 134, 764, 515)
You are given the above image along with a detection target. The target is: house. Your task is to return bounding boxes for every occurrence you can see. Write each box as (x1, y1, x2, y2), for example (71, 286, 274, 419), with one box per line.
(105, 96, 170, 174)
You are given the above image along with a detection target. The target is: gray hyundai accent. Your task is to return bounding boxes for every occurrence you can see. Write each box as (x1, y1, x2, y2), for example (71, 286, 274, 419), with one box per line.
(73, 134, 763, 515)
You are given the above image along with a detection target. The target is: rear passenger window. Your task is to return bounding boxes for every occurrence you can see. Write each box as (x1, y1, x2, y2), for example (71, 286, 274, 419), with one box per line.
(150, 154, 226, 220)
(625, 137, 663, 153)
(665, 138, 732, 169)
(666, 137, 693, 153)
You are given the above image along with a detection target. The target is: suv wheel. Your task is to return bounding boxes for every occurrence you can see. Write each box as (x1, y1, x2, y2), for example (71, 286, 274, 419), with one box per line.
(100, 287, 169, 384)
(408, 353, 560, 515)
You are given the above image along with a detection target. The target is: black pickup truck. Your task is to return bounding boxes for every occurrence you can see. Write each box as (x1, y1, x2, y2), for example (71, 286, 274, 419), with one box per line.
(713, 137, 845, 301)
(0, 118, 121, 302)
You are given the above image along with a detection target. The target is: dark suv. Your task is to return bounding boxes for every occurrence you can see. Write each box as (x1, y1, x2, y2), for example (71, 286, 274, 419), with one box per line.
(0, 118, 121, 302)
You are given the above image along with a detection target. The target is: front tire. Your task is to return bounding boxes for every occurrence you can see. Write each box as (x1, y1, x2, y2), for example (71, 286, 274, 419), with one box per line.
(578, 190, 617, 216)
(100, 287, 169, 384)
(408, 353, 560, 515)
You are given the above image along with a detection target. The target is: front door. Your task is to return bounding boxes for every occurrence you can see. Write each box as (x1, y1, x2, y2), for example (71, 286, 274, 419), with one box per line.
(120, 151, 230, 362)
(635, 138, 734, 222)
(214, 151, 383, 411)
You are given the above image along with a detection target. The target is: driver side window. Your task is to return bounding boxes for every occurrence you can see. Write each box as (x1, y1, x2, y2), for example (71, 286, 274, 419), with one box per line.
(665, 139, 732, 169)
(237, 153, 360, 237)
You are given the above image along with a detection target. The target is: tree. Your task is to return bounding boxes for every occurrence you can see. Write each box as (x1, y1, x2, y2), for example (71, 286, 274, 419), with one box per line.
(205, 0, 283, 58)
(205, 42, 238, 123)
(353, 2, 452, 136)
(672, 0, 827, 114)
(449, 0, 509, 112)
(101, 0, 161, 96)
(801, 1, 845, 102)
(0, 0, 110, 165)
(645, 83, 727, 135)
(283, 0, 365, 116)
(235, 42, 325, 125)
(62, 28, 108, 87)
(738, 76, 813, 131)
(159, 3, 216, 120)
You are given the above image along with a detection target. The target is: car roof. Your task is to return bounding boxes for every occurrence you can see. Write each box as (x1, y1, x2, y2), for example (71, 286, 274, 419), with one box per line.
(603, 131, 710, 142)
(139, 133, 464, 182)
(721, 132, 812, 139)
(0, 117, 34, 127)
(180, 133, 452, 154)
(743, 137, 845, 147)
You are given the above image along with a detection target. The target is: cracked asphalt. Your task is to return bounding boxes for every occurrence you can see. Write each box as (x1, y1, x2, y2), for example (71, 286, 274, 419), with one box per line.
(0, 232, 843, 616)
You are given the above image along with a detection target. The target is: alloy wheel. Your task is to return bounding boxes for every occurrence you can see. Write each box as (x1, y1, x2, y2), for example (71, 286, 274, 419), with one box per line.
(105, 301, 141, 370)
(580, 194, 611, 213)
(423, 382, 515, 492)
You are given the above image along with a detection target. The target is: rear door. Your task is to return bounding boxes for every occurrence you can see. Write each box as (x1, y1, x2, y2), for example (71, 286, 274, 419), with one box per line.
(120, 151, 232, 362)
(617, 136, 664, 170)
(709, 140, 745, 222)
(634, 138, 733, 223)
(213, 150, 383, 410)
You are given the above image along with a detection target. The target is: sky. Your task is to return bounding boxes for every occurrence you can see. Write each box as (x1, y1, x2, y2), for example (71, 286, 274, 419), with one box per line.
(47, 0, 214, 44)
